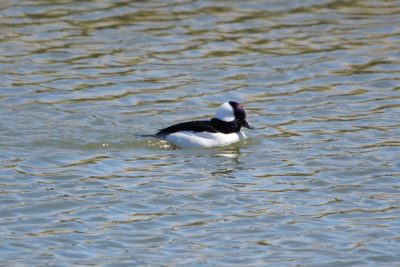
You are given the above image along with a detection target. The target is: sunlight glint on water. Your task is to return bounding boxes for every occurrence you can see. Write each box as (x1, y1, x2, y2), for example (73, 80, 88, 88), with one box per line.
(1, 0, 399, 266)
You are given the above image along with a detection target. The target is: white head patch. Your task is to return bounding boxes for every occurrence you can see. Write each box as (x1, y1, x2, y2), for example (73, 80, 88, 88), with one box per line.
(215, 102, 235, 122)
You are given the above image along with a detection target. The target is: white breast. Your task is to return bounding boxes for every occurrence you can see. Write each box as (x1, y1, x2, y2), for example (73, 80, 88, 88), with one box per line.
(165, 131, 247, 148)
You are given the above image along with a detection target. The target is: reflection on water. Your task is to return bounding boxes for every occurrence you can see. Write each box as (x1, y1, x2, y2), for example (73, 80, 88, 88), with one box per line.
(1, 0, 400, 266)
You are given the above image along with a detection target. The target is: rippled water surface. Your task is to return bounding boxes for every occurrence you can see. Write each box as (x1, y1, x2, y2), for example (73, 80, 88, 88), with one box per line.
(1, 0, 400, 266)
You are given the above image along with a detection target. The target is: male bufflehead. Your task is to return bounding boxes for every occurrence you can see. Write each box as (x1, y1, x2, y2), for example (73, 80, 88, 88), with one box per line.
(153, 101, 255, 148)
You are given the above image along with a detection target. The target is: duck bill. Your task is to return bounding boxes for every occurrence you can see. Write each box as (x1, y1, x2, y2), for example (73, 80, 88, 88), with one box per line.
(241, 118, 255, 129)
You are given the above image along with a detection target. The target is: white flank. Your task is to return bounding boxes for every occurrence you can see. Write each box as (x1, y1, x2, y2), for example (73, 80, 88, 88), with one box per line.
(165, 131, 247, 148)
(214, 102, 235, 122)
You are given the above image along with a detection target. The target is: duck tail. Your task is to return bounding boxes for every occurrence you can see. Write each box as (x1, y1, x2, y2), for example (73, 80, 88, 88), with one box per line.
(135, 134, 158, 138)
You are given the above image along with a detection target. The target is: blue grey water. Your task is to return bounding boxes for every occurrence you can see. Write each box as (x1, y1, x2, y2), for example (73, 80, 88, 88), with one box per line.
(1, 0, 400, 266)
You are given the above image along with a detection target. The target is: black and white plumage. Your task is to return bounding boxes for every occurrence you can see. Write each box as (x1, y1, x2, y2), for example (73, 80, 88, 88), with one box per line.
(154, 101, 255, 148)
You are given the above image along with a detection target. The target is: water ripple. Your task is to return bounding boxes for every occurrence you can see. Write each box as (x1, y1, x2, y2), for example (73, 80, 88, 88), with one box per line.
(1, 0, 400, 266)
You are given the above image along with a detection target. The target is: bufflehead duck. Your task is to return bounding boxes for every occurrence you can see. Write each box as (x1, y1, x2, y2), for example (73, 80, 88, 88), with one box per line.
(154, 101, 255, 148)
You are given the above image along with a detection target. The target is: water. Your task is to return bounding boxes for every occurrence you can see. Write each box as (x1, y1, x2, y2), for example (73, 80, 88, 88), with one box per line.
(1, 0, 400, 266)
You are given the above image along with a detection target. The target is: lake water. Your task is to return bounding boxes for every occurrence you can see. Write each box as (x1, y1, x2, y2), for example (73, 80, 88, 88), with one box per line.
(1, 0, 400, 266)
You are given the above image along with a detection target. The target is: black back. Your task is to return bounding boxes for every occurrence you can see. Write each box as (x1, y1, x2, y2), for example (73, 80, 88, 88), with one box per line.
(156, 120, 218, 136)
(156, 118, 241, 136)
(210, 118, 240, 134)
